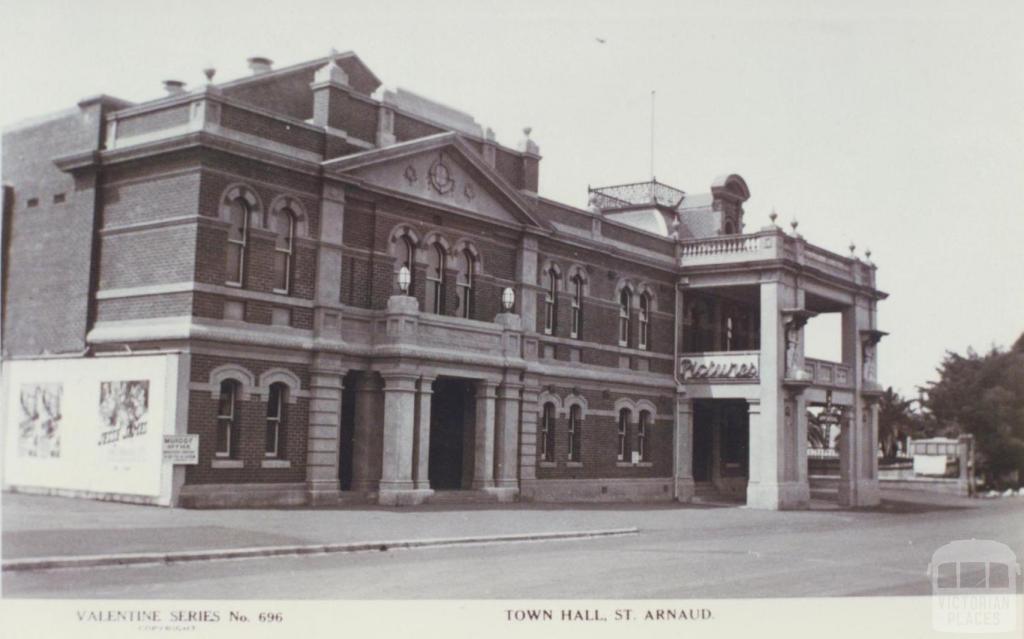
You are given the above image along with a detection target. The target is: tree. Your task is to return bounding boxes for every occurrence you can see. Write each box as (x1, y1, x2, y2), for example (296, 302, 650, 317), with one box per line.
(924, 334, 1024, 487)
(877, 387, 915, 461)
(807, 411, 829, 449)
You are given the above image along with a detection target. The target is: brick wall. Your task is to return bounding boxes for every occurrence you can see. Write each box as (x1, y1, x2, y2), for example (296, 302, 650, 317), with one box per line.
(185, 354, 311, 485)
(534, 387, 673, 480)
(219, 104, 322, 153)
(102, 168, 200, 228)
(99, 224, 198, 289)
(1, 105, 108, 356)
(95, 293, 192, 321)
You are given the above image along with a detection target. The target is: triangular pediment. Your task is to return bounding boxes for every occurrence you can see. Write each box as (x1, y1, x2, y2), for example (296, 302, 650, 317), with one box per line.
(324, 134, 545, 229)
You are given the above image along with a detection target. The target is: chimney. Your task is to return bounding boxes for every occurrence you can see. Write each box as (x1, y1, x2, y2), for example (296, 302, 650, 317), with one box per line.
(247, 56, 273, 75)
(518, 127, 541, 193)
(163, 80, 187, 96)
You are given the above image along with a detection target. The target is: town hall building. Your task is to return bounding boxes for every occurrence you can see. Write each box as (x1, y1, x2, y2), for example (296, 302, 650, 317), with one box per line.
(1, 52, 887, 510)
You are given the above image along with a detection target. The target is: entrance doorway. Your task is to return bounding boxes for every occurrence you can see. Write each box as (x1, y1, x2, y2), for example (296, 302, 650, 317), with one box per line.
(337, 371, 357, 491)
(429, 378, 475, 490)
(692, 399, 750, 501)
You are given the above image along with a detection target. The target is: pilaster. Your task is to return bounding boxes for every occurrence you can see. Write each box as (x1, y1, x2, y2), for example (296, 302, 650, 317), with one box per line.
(305, 352, 346, 505)
(673, 395, 695, 501)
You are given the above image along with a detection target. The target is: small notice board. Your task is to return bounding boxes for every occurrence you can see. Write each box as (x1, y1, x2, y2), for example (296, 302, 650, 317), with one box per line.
(163, 434, 199, 465)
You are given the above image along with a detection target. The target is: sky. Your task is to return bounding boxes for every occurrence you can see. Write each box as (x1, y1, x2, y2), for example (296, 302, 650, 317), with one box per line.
(1, 0, 1021, 397)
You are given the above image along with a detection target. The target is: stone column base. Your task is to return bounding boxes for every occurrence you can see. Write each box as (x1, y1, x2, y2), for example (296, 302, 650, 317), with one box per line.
(306, 481, 343, 506)
(471, 479, 496, 490)
(746, 480, 810, 510)
(837, 479, 881, 508)
(674, 478, 696, 502)
(480, 486, 519, 502)
(378, 488, 435, 506)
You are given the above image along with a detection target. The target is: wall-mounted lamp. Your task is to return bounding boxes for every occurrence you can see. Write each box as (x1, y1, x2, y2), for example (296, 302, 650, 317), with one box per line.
(398, 265, 411, 294)
(501, 287, 516, 311)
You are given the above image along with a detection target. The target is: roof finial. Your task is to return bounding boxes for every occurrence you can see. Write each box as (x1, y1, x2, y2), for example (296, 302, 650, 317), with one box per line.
(202, 66, 216, 84)
(865, 248, 872, 262)
(769, 208, 778, 226)
(849, 241, 857, 256)
(790, 218, 799, 233)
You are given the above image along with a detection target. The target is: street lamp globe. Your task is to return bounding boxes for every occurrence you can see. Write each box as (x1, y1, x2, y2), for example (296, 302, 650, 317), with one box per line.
(501, 287, 515, 311)
(397, 265, 411, 294)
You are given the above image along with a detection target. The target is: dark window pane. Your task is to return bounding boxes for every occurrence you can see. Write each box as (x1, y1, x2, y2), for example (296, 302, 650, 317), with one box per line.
(959, 562, 986, 588)
(989, 563, 1010, 589)
(273, 252, 288, 290)
(937, 562, 957, 589)
(228, 200, 247, 241)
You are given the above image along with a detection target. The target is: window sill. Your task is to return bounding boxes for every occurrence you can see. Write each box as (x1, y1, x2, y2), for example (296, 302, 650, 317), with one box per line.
(616, 461, 653, 468)
(538, 461, 557, 468)
(566, 461, 583, 468)
(224, 282, 243, 289)
(212, 459, 244, 469)
(272, 289, 290, 296)
(261, 459, 291, 469)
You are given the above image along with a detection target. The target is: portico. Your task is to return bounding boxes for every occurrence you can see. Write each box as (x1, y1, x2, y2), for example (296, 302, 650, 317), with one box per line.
(674, 220, 887, 510)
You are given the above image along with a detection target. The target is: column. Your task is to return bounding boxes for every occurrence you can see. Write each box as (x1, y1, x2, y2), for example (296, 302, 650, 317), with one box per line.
(305, 353, 345, 505)
(472, 381, 497, 490)
(673, 395, 695, 501)
(838, 298, 881, 507)
(378, 372, 430, 506)
(747, 277, 808, 510)
(413, 375, 435, 490)
(493, 381, 522, 499)
(350, 372, 383, 496)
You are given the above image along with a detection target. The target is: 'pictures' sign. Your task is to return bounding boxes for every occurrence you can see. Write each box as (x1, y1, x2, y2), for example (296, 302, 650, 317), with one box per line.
(679, 353, 759, 381)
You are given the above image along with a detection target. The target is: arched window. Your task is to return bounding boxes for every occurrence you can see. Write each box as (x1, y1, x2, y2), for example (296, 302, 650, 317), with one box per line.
(216, 379, 240, 458)
(225, 199, 248, 286)
(426, 243, 446, 314)
(617, 408, 630, 462)
(540, 403, 556, 463)
(568, 404, 582, 462)
(639, 291, 651, 351)
(393, 233, 417, 294)
(272, 208, 295, 294)
(543, 266, 558, 335)
(570, 274, 584, 339)
(265, 382, 286, 458)
(456, 248, 475, 319)
(638, 410, 650, 462)
(618, 287, 632, 347)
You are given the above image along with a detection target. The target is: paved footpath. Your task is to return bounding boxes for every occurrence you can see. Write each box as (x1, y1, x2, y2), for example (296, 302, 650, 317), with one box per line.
(3, 489, 1022, 568)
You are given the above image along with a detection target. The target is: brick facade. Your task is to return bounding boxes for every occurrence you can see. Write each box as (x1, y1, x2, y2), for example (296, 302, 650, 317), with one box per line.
(2, 52, 887, 509)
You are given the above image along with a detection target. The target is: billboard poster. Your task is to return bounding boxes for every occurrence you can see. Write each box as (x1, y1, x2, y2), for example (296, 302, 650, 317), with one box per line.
(17, 383, 63, 459)
(98, 380, 151, 464)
